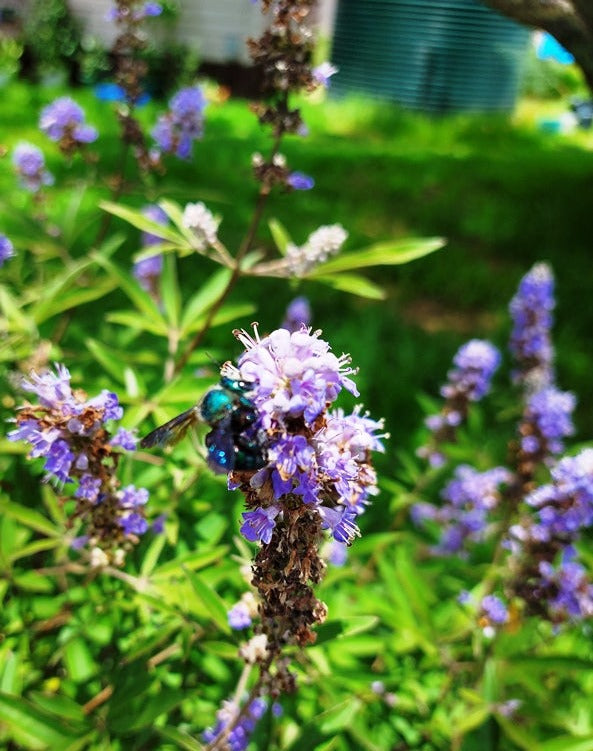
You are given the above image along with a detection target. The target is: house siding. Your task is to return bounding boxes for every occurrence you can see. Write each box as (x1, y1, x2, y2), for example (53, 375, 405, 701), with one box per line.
(67, 1, 265, 65)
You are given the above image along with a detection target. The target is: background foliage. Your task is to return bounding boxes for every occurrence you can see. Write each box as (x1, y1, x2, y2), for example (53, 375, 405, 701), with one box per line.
(2, 27, 593, 751)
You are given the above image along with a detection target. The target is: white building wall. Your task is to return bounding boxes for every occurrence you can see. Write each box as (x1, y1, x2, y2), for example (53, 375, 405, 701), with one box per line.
(67, 0, 332, 66)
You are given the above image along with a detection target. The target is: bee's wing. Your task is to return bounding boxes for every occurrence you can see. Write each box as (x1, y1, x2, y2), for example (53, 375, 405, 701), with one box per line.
(140, 406, 201, 449)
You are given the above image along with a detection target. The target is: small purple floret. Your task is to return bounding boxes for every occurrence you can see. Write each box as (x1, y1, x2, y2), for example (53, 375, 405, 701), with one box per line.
(0, 234, 15, 266)
(481, 594, 508, 625)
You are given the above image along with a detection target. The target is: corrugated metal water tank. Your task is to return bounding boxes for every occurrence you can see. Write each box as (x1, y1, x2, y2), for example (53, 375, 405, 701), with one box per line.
(331, 0, 530, 113)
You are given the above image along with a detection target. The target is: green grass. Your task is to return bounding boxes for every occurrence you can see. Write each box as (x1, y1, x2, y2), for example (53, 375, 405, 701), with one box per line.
(2, 79, 593, 446)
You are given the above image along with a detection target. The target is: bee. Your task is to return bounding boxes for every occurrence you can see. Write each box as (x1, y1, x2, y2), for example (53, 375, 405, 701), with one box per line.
(140, 365, 268, 474)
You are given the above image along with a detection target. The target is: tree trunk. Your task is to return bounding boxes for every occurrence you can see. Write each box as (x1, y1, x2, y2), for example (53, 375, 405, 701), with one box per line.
(480, 0, 593, 93)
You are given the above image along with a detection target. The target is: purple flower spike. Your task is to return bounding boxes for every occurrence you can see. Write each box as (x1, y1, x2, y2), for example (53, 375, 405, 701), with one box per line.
(510, 262, 555, 388)
(13, 142, 54, 192)
(281, 296, 312, 332)
(39, 97, 98, 146)
(523, 386, 575, 458)
(417, 465, 511, 554)
(445, 340, 501, 402)
(9, 363, 153, 559)
(0, 234, 15, 266)
(152, 86, 206, 160)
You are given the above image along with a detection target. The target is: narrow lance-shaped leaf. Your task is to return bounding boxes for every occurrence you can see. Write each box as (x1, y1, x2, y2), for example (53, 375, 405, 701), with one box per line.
(180, 267, 232, 335)
(182, 566, 231, 634)
(161, 252, 181, 329)
(100, 200, 187, 245)
(307, 236, 445, 276)
(311, 273, 386, 300)
(268, 217, 292, 256)
(90, 252, 166, 325)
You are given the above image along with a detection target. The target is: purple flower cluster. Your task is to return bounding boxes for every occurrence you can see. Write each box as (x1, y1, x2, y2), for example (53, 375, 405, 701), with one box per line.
(509, 262, 555, 388)
(539, 550, 593, 621)
(287, 171, 315, 190)
(152, 86, 206, 160)
(480, 594, 509, 625)
(233, 326, 385, 546)
(203, 697, 268, 750)
(280, 296, 312, 333)
(506, 449, 593, 622)
(12, 143, 54, 192)
(0, 234, 15, 266)
(523, 449, 593, 543)
(418, 339, 501, 467)
(413, 465, 511, 554)
(520, 386, 575, 461)
(444, 340, 501, 402)
(39, 97, 98, 149)
(312, 62, 339, 88)
(132, 204, 168, 292)
(8, 364, 151, 555)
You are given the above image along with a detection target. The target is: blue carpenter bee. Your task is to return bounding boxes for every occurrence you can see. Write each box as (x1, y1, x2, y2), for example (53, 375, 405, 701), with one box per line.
(140, 365, 268, 473)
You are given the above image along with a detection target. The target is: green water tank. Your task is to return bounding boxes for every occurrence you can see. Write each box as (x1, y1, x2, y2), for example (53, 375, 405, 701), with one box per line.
(330, 0, 530, 113)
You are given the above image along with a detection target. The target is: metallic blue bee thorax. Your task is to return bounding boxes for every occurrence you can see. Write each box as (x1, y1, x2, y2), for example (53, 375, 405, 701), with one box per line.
(199, 388, 235, 424)
(140, 368, 268, 475)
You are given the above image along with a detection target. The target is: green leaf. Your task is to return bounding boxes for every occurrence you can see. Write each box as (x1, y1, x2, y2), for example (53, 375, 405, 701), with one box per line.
(180, 268, 232, 335)
(184, 303, 256, 335)
(63, 638, 97, 683)
(495, 717, 541, 751)
(307, 236, 445, 276)
(109, 688, 186, 733)
(100, 201, 186, 245)
(540, 737, 593, 751)
(161, 252, 181, 328)
(0, 284, 34, 333)
(317, 698, 361, 734)
(9, 538, 61, 563)
(316, 616, 379, 645)
(106, 311, 168, 337)
(156, 726, 205, 751)
(183, 567, 231, 634)
(0, 692, 88, 750)
(200, 641, 241, 659)
(0, 652, 19, 694)
(140, 533, 167, 577)
(28, 693, 86, 724)
(0, 500, 59, 537)
(268, 218, 292, 255)
(13, 572, 54, 593)
(90, 253, 166, 324)
(32, 258, 96, 324)
(152, 546, 228, 577)
(312, 273, 386, 300)
(34, 278, 117, 323)
(452, 705, 490, 737)
(158, 198, 200, 246)
(86, 339, 127, 384)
